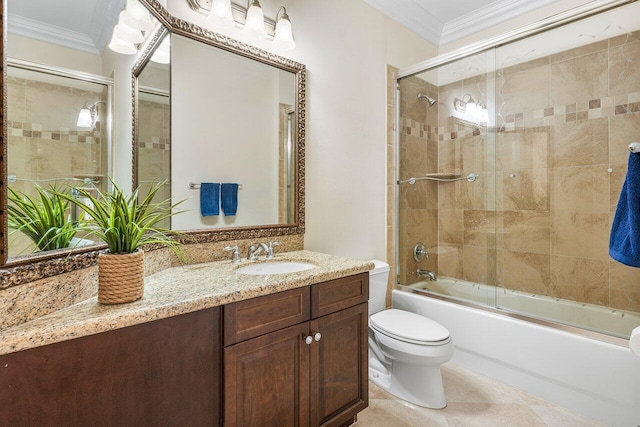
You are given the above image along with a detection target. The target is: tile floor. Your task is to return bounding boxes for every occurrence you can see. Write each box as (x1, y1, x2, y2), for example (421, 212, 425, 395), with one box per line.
(355, 363, 606, 426)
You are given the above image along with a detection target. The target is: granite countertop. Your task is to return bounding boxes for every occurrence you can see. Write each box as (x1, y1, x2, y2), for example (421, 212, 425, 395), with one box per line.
(0, 251, 374, 356)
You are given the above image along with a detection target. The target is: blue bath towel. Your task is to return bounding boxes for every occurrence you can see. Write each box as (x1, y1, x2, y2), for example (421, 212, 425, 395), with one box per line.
(609, 153, 640, 268)
(200, 183, 220, 217)
(221, 183, 238, 216)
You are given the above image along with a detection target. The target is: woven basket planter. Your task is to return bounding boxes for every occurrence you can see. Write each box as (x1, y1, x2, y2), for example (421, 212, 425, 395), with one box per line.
(98, 250, 144, 304)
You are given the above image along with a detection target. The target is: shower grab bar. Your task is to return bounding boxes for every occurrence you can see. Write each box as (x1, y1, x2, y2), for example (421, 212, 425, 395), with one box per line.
(7, 175, 100, 185)
(630, 142, 640, 154)
(397, 173, 478, 185)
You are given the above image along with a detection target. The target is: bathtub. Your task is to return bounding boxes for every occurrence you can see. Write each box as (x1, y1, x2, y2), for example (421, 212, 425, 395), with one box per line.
(405, 278, 640, 338)
(393, 286, 640, 426)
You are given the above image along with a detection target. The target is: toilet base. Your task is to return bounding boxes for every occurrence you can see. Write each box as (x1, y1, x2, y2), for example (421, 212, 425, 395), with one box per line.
(369, 358, 448, 409)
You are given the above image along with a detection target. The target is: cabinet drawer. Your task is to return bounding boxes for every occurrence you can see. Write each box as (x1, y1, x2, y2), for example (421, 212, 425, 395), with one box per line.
(311, 273, 369, 319)
(224, 287, 310, 345)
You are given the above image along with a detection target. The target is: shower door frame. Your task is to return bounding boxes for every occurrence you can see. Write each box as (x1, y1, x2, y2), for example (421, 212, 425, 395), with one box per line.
(393, 0, 636, 347)
(6, 57, 115, 187)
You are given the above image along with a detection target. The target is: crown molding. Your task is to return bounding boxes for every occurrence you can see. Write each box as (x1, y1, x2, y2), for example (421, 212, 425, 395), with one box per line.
(363, 0, 443, 46)
(8, 14, 99, 55)
(440, 0, 559, 46)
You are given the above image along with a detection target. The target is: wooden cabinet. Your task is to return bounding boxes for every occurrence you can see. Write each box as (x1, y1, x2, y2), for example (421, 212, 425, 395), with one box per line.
(0, 307, 222, 427)
(224, 273, 369, 427)
(0, 272, 369, 427)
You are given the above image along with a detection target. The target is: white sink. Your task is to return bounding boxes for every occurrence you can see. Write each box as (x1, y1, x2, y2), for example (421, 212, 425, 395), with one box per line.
(235, 261, 316, 275)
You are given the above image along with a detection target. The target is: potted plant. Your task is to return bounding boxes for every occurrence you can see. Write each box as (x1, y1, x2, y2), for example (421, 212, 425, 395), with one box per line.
(7, 185, 81, 253)
(58, 179, 184, 304)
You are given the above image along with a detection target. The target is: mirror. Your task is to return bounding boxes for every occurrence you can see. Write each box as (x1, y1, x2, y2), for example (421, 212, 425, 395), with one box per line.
(135, 32, 171, 229)
(0, 0, 305, 280)
(132, 0, 306, 243)
(135, 33, 297, 230)
(3, 0, 139, 261)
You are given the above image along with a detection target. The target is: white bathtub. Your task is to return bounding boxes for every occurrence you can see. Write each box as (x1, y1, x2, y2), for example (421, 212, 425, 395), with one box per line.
(392, 288, 640, 426)
(406, 277, 640, 338)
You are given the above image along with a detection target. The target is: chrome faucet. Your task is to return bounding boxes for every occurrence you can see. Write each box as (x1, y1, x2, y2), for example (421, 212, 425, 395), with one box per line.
(264, 241, 280, 259)
(248, 242, 269, 260)
(416, 268, 437, 281)
(224, 245, 241, 263)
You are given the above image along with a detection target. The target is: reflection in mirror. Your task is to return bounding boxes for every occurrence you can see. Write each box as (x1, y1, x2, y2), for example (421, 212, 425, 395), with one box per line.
(4, 0, 161, 261)
(136, 33, 297, 231)
(6, 65, 109, 258)
(136, 33, 171, 229)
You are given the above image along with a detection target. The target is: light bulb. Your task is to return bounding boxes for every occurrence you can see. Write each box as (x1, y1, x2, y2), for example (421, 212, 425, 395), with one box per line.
(243, 0, 267, 41)
(124, 0, 153, 32)
(115, 11, 144, 43)
(210, 0, 235, 29)
(273, 9, 295, 50)
(77, 108, 93, 128)
(108, 31, 137, 55)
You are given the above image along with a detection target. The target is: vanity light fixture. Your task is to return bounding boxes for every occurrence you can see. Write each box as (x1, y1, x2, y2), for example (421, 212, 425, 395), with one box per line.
(114, 11, 144, 44)
(108, 0, 153, 55)
(242, 0, 268, 41)
(209, 0, 235, 29)
(187, 0, 296, 50)
(123, 0, 154, 32)
(77, 101, 105, 129)
(273, 7, 295, 51)
(453, 94, 489, 124)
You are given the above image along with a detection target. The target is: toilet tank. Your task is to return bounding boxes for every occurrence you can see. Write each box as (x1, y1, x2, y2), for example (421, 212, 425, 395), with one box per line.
(368, 260, 390, 315)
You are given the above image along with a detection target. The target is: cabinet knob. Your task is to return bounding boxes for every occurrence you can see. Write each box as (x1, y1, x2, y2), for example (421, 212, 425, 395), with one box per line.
(314, 332, 321, 342)
(305, 336, 313, 345)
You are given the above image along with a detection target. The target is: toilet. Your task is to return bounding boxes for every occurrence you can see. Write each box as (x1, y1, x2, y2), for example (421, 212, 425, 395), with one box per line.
(368, 260, 454, 409)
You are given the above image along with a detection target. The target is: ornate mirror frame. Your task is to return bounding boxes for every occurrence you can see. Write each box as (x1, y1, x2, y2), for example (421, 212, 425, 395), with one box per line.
(0, 0, 306, 288)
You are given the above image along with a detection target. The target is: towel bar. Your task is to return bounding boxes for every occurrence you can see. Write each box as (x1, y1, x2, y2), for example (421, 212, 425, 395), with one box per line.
(189, 182, 243, 189)
(629, 142, 640, 154)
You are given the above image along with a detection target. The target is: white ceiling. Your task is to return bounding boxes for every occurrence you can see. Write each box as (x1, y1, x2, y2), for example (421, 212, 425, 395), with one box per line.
(7, 0, 124, 55)
(363, 0, 561, 46)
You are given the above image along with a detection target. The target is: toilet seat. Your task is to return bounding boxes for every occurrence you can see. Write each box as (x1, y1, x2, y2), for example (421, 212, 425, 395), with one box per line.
(370, 309, 450, 346)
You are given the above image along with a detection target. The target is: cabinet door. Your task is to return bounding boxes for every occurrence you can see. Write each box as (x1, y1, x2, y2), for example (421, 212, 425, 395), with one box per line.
(309, 303, 368, 427)
(224, 322, 311, 427)
(0, 308, 222, 427)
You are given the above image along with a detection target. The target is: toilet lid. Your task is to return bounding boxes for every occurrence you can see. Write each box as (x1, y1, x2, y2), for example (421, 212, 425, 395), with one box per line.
(370, 309, 450, 345)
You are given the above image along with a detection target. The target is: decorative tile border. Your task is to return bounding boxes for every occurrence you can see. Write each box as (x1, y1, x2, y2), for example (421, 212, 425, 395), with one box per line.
(422, 91, 640, 140)
(7, 120, 101, 144)
(401, 117, 436, 140)
(137, 137, 170, 150)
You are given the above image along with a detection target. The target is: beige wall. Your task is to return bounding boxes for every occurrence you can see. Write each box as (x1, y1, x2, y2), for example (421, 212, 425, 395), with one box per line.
(7, 34, 103, 75)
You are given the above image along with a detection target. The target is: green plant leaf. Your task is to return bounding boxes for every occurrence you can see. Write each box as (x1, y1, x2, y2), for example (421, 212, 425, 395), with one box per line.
(53, 178, 186, 254)
(7, 185, 81, 252)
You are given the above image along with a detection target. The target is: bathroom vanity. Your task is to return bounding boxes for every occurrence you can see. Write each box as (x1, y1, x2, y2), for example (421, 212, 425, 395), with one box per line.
(0, 251, 372, 427)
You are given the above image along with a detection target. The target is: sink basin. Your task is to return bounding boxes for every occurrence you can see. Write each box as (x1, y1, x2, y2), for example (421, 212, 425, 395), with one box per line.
(235, 261, 316, 275)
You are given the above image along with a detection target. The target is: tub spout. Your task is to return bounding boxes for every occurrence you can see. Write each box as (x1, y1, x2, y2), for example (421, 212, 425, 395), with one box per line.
(417, 268, 438, 281)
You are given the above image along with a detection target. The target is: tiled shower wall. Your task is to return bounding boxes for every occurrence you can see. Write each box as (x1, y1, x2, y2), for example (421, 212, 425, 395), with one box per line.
(397, 75, 440, 287)
(136, 97, 171, 228)
(7, 76, 108, 257)
(394, 34, 640, 313)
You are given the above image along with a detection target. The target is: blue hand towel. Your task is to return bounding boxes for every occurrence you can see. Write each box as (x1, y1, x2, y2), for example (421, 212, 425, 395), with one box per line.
(200, 183, 220, 217)
(221, 183, 239, 216)
(609, 153, 640, 268)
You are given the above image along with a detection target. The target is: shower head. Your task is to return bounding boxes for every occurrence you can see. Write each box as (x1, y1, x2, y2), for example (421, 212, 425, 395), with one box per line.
(418, 93, 437, 106)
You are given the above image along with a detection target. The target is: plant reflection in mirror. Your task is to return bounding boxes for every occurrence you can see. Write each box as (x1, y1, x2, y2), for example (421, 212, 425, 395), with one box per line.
(7, 186, 82, 252)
